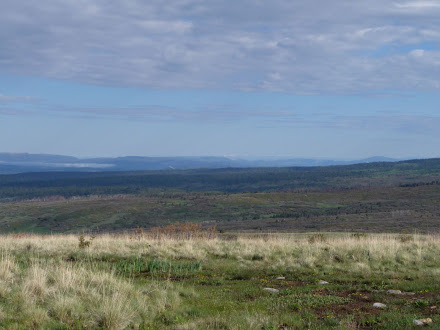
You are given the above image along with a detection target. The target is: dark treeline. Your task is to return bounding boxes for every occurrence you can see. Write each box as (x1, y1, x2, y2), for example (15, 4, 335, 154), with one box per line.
(0, 158, 440, 201)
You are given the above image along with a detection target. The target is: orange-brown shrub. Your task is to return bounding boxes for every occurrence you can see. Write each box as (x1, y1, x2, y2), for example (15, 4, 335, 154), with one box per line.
(130, 226, 145, 240)
(146, 222, 217, 240)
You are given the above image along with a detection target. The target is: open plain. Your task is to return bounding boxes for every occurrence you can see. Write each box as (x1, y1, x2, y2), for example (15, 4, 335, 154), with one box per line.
(0, 233, 439, 329)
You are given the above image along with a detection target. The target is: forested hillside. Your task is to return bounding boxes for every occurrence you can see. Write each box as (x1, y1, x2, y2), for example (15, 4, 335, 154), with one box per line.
(0, 158, 440, 233)
(0, 158, 439, 201)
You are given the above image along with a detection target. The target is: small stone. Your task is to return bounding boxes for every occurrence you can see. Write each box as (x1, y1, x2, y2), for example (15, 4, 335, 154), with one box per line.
(403, 292, 415, 296)
(263, 288, 279, 293)
(276, 277, 285, 280)
(430, 306, 437, 310)
(318, 281, 329, 285)
(413, 318, 432, 326)
(387, 289, 402, 295)
(373, 303, 387, 308)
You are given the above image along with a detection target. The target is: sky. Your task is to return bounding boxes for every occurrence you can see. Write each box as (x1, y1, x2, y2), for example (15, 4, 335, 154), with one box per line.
(0, 1, 439, 159)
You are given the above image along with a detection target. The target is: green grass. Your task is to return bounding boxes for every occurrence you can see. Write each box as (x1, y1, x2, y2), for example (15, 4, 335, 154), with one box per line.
(0, 234, 439, 328)
(114, 258, 203, 276)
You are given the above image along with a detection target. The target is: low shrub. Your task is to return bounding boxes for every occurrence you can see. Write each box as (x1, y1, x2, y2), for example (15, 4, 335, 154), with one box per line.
(147, 222, 217, 240)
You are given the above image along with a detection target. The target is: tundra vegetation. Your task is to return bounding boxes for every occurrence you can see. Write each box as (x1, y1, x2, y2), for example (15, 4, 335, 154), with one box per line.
(1, 159, 440, 234)
(1, 160, 440, 328)
(0, 231, 439, 329)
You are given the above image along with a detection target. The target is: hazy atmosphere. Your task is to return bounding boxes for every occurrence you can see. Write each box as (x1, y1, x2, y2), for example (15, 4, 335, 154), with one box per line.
(1, 0, 439, 158)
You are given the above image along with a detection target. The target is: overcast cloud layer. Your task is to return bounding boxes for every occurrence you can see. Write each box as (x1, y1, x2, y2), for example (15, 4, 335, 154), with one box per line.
(1, 0, 440, 93)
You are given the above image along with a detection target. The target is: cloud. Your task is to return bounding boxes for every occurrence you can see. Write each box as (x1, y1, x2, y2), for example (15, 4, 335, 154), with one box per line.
(277, 113, 440, 135)
(394, 1, 440, 10)
(0, 94, 42, 103)
(6, 103, 301, 124)
(1, 0, 440, 93)
(253, 114, 440, 141)
(0, 107, 37, 116)
(3, 97, 438, 137)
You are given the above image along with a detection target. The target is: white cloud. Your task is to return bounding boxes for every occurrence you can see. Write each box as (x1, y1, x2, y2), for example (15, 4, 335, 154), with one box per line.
(410, 49, 425, 57)
(0, 0, 439, 93)
(394, 1, 440, 9)
(0, 94, 42, 103)
(136, 20, 193, 34)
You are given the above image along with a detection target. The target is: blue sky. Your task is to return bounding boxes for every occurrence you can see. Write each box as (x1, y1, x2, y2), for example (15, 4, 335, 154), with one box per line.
(0, 1, 439, 159)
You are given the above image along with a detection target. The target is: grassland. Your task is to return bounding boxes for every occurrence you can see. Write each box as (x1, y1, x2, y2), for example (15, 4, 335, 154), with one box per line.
(1, 183, 440, 234)
(1, 233, 439, 329)
(1, 158, 440, 234)
(1, 160, 440, 328)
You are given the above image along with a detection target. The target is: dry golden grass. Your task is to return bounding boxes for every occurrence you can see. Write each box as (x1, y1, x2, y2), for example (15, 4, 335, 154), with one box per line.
(0, 233, 439, 328)
(0, 243, 181, 329)
(1, 233, 439, 272)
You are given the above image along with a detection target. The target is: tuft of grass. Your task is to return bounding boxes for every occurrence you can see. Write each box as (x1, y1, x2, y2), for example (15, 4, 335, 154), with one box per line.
(352, 232, 368, 239)
(274, 293, 351, 310)
(308, 233, 326, 243)
(78, 234, 96, 248)
(0, 256, 181, 328)
(114, 258, 202, 276)
(0, 233, 440, 328)
(398, 234, 414, 243)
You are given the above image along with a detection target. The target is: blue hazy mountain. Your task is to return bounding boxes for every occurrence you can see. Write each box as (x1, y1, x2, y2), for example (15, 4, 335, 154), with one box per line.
(0, 153, 400, 174)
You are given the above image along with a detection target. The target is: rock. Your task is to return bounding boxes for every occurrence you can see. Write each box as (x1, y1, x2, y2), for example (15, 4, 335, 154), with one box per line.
(373, 303, 387, 308)
(413, 318, 432, 326)
(385, 289, 415, 296)
(263, 288, 279, 293)
(387, 289, 402, 295)
(276, 277, 285, 280)
(318, 281, 329, 285)
(430, 306, 437, 310)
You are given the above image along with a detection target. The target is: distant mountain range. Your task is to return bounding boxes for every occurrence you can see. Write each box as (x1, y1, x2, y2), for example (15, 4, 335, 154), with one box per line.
(0, 153, 400, 174)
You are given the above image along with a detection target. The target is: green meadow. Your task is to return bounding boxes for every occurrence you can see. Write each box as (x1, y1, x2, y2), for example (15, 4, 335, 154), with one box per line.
(0, 233, 439, 329)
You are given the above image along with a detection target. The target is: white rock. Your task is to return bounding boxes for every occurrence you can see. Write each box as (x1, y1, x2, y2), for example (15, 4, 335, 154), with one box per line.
(263, 288, 279, 293)
(373, 303, 387, 308)
(318, 281, 329, 285)
(413, 318, 432, 326)
(387, 289, 402, 295)
(276, 277, 285, 280)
